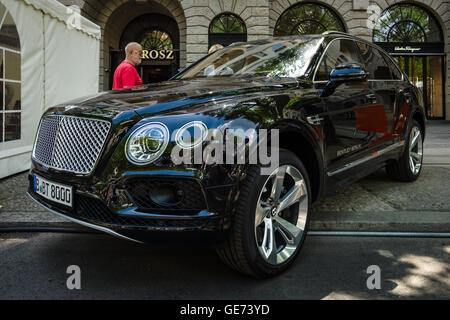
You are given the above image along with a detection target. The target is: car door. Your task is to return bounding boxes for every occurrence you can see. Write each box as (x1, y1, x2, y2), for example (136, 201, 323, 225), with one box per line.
(355, 42, 397, 149)
(314, 39, 377, 174)
(380, 51, 412, 141)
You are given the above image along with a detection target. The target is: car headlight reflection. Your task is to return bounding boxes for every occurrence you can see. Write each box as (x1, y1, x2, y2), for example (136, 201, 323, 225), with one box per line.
(175, 121, 208, 149)
(126, 123, 169, 165)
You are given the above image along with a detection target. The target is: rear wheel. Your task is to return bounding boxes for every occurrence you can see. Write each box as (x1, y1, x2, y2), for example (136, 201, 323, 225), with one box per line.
(216, 149, 311, 278)
(386, 120, 423, 182)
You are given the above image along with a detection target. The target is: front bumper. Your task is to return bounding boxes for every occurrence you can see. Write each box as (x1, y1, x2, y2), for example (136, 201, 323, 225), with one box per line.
(27, 171, 229, 244)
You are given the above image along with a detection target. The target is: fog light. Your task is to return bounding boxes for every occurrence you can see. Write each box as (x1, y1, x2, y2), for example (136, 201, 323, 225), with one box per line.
(149, 184, 183, 207)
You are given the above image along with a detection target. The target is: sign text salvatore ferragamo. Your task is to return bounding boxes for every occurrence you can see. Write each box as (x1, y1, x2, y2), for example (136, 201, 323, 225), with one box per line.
(394, 46, 421, 53)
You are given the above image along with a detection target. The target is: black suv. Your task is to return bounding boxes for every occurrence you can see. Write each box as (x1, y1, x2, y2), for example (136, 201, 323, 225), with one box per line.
(28, 32, 425, 278)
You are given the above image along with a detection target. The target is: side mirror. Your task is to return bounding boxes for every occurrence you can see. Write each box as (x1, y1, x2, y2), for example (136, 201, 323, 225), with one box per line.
(320, 63, 368, 98)
(330, 63, 368, 82)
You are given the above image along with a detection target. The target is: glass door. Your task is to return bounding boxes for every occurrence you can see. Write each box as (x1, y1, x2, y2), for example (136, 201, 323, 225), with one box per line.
(394, 55, 444, 119)
(427, 56, 444, 119)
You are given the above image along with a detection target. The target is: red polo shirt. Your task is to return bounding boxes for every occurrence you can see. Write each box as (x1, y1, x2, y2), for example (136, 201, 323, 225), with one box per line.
(112, 61, 143, 90)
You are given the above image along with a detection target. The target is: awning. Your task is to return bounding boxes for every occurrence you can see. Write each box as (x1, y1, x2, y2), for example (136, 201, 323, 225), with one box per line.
(19, 0, 101, 40)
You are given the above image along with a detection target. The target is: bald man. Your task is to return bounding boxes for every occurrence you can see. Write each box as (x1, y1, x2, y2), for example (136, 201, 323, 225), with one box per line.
(112, 42, 144, 90)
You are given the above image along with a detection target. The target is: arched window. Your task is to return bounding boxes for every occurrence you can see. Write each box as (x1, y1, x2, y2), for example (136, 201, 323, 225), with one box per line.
(209, 13, 247, 48)
(274, 2, 345, 36)
(140, 30, 173, 51)
(372, 4, 443, 43)
(0, 3, 21, 143)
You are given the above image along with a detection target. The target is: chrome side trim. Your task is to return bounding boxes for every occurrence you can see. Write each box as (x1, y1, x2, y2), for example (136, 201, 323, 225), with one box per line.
(27, 192, 143, 244)
(327, 141, 404, 177)
(321, 31, 349, 36)
(313, 79, 404, 84)
(308, 231, 450, 238)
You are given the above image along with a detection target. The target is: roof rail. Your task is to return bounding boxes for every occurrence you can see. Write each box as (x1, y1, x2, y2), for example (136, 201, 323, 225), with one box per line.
(322, 31, 350, 36)
(229, 42, 246, 46)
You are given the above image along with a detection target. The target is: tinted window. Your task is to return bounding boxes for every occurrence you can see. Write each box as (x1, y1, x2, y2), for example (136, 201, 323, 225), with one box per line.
(356, 42, 392, 80)
(381, 51, 402, 80)
(177, 38, 322, 79)
(315, 39, 362, 81)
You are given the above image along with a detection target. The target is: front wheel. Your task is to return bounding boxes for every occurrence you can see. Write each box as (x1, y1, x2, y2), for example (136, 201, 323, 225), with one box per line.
(216, 149, 311, 278)
(386, 120, 424, 182)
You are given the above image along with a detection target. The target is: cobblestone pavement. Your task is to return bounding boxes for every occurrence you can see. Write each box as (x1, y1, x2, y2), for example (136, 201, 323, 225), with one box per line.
(0, 173, 45, 213)
(311, 166, 450, 213)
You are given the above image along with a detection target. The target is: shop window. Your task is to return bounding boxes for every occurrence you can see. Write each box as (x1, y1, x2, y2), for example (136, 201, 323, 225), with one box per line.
(209, 13, 247, 48)
(373, 4, 445, 119)
(0, 3, 21, 143)
(274, 2, 345, 36)
(373, 4, 443, 43)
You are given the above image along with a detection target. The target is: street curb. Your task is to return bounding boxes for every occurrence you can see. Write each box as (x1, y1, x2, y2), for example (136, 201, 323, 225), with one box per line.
(1, 210, 450, 233)
(309, 211, 450, 232)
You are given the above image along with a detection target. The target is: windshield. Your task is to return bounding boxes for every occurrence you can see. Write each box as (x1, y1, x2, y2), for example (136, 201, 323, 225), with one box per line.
(176, 37, 322, 80)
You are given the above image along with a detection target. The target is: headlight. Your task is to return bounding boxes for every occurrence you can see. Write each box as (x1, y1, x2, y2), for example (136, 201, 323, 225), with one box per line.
(126, 122, 169, 165)
(175, 121, 208, 149)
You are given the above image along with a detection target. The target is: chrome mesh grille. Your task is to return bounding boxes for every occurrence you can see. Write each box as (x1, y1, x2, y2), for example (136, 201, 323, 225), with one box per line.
(33, 115, 111, 174)
(34, 116, 63, 165)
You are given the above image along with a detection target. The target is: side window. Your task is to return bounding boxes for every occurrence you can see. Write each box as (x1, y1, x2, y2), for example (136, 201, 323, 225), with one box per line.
(315, 39, 362, 81)
(356, 42, 392, 80)
(381, 51, 402, 80)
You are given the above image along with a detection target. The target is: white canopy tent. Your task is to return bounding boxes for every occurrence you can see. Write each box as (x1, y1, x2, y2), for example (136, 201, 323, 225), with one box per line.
(0, 0, 101, 179)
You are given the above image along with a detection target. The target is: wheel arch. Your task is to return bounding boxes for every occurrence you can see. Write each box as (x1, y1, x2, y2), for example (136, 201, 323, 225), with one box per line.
(412, 110, 426, 139)
(276, 125, 324, 203)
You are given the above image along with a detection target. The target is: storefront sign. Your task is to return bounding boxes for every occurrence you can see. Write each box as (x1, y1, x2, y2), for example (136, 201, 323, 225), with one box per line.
(394, 46, 421, 53)
(376, 42, 444, 55)
(142, 50, 174, 60)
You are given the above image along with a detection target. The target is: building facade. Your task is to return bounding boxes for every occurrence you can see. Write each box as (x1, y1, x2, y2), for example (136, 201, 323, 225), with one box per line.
(57, 0, 449, 120)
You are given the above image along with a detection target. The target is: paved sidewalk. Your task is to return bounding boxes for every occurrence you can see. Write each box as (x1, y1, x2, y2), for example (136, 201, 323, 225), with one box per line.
(1, 121, 449, 233)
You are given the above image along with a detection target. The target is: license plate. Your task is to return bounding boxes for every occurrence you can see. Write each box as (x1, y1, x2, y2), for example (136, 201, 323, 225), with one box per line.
(33, 175, 73, 207)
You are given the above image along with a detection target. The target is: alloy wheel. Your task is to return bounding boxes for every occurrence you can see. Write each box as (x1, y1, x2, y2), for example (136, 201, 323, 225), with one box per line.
(254, 165, 308, 265)
(409, 126, 423, 175)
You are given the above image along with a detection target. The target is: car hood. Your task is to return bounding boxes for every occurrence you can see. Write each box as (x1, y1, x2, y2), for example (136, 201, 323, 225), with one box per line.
(48, 77, 294, 121)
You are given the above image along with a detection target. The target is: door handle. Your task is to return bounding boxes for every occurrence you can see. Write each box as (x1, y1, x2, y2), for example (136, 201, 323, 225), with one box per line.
(397, 89, 412, 104)
(404, 92, 411, 104)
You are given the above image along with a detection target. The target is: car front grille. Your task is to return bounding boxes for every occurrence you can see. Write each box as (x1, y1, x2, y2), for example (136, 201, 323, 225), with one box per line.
(33, 115, 111, 174)
(126, 178, 207, 212)
(76, 196, 207, 229)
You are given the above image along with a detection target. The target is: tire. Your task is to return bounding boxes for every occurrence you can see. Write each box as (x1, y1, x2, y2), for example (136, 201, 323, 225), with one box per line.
(216, 149, 312, 278)
(386, 120, 424, 182)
